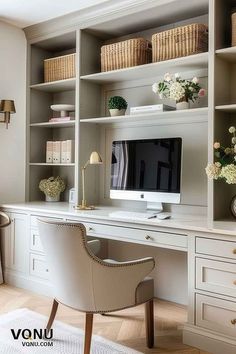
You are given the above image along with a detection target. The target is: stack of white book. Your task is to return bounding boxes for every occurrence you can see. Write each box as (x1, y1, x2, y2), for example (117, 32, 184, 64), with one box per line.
(46, 140, 74, 164)
(130, 104, 175, 115)
(49, 117, 72, 123)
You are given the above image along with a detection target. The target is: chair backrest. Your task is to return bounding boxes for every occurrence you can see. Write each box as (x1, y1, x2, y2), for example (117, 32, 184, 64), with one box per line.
(38, 219, 154, 313)
(38, 219, 98, 311)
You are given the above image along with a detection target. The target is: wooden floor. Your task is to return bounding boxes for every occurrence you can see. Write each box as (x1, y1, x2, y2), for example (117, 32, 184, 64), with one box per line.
(0, 285, 211, 354)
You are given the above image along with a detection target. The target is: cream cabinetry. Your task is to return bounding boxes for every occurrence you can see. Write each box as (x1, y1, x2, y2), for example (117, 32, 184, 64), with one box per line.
(196, 294, 236, 337)
(68, 220, 188, 251)
(196, 257, 236, 297)
(2, 212, 28, 273)
(2, 204, 236, 354)
(192, 235, 236, 352)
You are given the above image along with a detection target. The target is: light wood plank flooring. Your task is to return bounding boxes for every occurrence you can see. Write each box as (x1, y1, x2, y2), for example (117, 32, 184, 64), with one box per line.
(0, 285, 211, 354)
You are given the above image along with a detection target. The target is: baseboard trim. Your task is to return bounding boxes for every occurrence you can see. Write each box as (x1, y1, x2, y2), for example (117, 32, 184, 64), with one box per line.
(183, 324, 236, 354)
(3, 270, 53, 297)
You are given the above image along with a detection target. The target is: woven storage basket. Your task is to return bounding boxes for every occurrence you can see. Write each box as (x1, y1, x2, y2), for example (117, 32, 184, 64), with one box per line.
(152, 24, 208, 62)
(44, 53, 76, 82)
(232, 12, 236, 46)
(101, 38, 152, 72)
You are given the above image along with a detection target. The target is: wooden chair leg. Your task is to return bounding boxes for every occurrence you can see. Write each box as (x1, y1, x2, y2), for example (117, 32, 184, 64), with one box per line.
(84, 313, 93, 354)
(145, 299, 154, 348)
(46, 299, 59, 333)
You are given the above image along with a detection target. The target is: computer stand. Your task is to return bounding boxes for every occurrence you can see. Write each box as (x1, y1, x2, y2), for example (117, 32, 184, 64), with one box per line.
(146, 202, 163, 213)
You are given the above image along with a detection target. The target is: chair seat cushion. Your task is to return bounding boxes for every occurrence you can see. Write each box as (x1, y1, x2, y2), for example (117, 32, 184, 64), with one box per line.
(104, 259, 154, 305)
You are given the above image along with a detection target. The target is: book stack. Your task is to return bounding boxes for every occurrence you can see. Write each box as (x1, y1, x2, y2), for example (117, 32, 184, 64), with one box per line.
(130, 104, 175, 115)
(46, 140, 74, 164)
(49, 117, 72, 123)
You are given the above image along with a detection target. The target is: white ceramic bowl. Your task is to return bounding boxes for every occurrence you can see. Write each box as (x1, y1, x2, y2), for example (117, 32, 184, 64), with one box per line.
(50, 104, 75, 112)
(50, 104, 75, 117)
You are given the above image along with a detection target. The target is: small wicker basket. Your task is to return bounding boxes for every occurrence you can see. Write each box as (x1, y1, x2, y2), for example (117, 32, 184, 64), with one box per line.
(232, 12, 236, 46)
(101, 38, 152, 72)
(152, 24, 208, 62)
(44, 53, 76, 82)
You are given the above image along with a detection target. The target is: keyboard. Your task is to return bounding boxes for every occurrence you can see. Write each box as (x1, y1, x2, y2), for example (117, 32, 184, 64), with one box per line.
(109, 211, 158, 220)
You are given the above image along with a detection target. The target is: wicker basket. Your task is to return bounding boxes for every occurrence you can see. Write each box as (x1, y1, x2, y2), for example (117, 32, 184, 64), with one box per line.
(232, 12, 236, 46)
(101, 38, 152, 72)
(152, 24, 208, 62)
(44, 53, 76, 82)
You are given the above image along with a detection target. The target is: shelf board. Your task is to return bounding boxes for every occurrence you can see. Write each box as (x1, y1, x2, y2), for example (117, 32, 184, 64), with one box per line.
(30, 78, 76, 93)
(30, 120, 76, 128)
(215, 104, 236, 112)
(80, 53, 208, 83)
(29, 163, 75, 166)
(80, 107, 208, 124)
(215, 47, 236, 62)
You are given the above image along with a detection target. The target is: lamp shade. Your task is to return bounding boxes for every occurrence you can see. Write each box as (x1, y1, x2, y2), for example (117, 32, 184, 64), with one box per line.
(89, 151, 102, 165)
(0, 100, 16, 113)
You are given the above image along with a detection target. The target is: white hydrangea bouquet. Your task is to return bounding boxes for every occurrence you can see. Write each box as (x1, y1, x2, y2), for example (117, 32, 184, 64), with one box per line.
(152, 73, 206, 110)
(39, 176, 66, 202)
(206, 126, 236, 184)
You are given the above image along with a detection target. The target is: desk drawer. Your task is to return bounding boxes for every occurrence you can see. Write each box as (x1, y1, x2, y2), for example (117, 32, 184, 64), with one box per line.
(196, 258, 236, 298)
(30, 229, 44, 253)
(30, 215, 63, 228)
(30, 253, 49, 280)
(81, 222, 187, 249)
(196, 294, 236, 337)
(196, 237, 236, 260)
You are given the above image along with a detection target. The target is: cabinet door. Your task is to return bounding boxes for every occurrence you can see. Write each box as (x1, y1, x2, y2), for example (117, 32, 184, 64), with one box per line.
(10, 213, 28, 273)
(0, 212, 11, 269)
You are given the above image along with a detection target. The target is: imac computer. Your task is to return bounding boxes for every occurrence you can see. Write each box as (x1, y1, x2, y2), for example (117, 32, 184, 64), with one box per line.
(110, 137, 182, 219)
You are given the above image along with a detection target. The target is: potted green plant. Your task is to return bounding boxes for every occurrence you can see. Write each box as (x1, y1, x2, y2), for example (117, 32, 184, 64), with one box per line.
(39, 176, 66, 202)
(108, 96, 128, 116)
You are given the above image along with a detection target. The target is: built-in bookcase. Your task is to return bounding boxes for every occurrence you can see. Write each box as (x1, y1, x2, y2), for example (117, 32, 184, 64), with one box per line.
(27, 31, 78, 202)
(25, 0, 236, 223)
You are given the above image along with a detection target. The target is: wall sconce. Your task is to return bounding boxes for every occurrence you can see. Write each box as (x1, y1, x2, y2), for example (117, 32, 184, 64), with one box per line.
(0, 100, 16, 129)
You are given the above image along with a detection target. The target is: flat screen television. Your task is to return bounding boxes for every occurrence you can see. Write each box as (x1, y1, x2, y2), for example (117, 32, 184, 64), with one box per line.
(110, 137, 182, 206)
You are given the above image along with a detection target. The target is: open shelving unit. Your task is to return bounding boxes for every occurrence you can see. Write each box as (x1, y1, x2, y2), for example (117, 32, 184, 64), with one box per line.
(80, 107, 208, 124)
(25, 0, 236, 223)
(27, 31, 78, 202)
(30, 120, 76, 128)
(80, 52, 208, 83)
(30, 78, 76, 93)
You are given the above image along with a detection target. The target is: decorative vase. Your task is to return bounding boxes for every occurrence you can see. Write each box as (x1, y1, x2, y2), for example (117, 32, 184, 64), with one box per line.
(109, 108, 126, 117)
(176, 100, 190, 110)
(45, 194, 60, 202)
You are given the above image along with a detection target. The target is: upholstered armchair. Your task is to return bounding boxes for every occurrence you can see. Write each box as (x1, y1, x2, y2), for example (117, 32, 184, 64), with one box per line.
(38, 219, 155, 354)
(0, 212, 11, 229)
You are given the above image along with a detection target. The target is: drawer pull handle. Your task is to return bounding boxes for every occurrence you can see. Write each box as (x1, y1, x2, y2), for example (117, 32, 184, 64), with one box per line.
(88, 227, 94, 232)
(145, 235, 151, 240)
(46, 269, 49, 272)
(231, 319, 236, 325)
(233, 249, 236, 255)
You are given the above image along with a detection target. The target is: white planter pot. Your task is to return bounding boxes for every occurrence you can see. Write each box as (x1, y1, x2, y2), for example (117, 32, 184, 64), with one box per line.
(109, 109, 126, 117)
(45, 194, 60, 202)
(176, 101, 190, 110)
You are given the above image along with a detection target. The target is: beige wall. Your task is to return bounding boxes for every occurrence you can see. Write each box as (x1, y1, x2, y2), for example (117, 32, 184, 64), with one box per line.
(0, 21, 26, 203)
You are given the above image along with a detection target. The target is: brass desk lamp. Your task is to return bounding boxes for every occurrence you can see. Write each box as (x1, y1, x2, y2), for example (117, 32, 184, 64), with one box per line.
(76, 151, 103, 210)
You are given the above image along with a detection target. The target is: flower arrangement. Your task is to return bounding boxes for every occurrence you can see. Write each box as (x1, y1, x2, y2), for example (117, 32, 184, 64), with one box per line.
(152, 73, 206, 107)
(39, 176, 66, 201)
(205, 126, 236, 184)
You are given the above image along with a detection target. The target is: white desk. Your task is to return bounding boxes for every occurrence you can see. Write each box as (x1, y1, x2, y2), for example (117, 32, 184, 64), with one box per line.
(1, 202, 236, 354)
